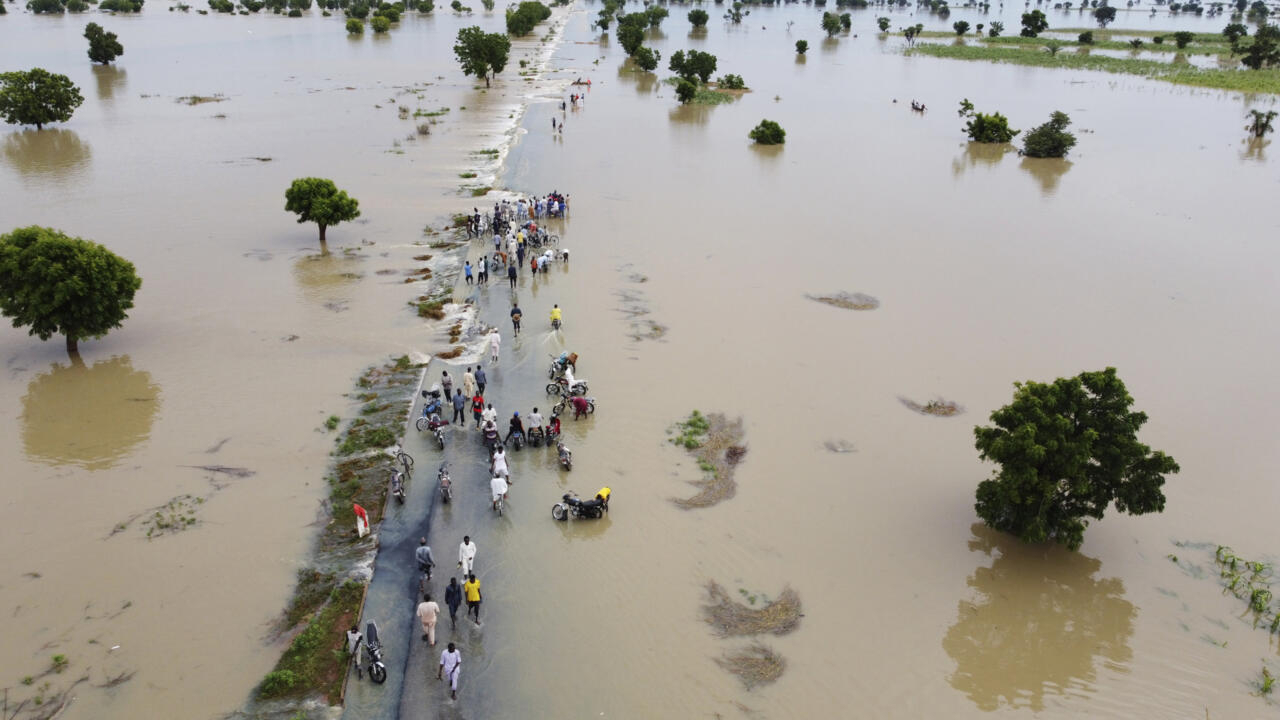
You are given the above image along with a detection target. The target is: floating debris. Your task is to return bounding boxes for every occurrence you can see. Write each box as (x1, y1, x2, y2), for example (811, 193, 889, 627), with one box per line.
(702, 581, 802, 637)
(899, 397, 963, 417)
(670, 412, 746, 509)
(183, 464, 255, 478)
(806, 291, 880, 311)
(823, 439, 856, 453)
(715, 643, 786, 690)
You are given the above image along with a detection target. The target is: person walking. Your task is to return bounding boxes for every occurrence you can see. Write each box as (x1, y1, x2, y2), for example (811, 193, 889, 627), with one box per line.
(462, 368, 476, 399)
(489, 329, 501, 364)
(438, 642, 462, 700)
(458, 536, 477, 576)
(451, 389, 466, 426)
(416, 537, 436, 577)
(444, 577, 463, 629)
(463, 573, 482, 625)
(464, 261, 473, 285)
(507, 262, 517, 289)
(479, 256, 488, 285)
(471, 393, 484, 429)
(510, 304, 522, 336)
(440, 370, 453, 404)
(516, 242, 526, 268)
(416, 593, 440, 646)
(475, 366, 487, 395)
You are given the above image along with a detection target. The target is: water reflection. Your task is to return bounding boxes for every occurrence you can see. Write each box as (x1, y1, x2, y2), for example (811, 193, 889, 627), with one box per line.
(942, 524, 1135, 712)
(1, 129, 92, 181)
(1240, 137, 1269, 162)
(555, 514, 612, 542)
(93, 65, 127, 102)
(293, 250, 364, 303)
(615, 61, 658, 95)
(821, 37, 839, 53)
(668, 103, 714, 126)
(21, 355, 161, 470)
(951, 142, 1014, 178)
(1020, 156, 1072, 196)
(749, 142, 784, 163)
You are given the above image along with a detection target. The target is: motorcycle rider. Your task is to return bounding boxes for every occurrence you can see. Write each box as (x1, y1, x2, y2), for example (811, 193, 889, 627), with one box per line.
(547, 413, 562, 440)
(556, 439, 571, 467)
(505, 412, 525, 446)
(481, 403, 497, 428)
(490, 474, 509, 512)
(527, 407, 544, 443)
(550, 304, 562, 328)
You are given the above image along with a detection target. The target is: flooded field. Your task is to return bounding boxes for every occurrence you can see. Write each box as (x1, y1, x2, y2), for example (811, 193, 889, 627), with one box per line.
(2, 0, 1280, 718)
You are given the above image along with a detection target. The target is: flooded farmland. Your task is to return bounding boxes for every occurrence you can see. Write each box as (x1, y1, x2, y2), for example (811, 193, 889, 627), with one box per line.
(2, 1, 1279, 718)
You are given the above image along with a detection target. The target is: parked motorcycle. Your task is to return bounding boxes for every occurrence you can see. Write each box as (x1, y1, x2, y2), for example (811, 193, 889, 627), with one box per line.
(358, 620, 388, 683)
(547, 352, 578, 379)
(438, 463, 453, 504)
(551, 487, 611, 521)
(389, 469, 406, 504)
(556, 440, 573, 471)
(552, 396, 596, 417)
(545, 376, 588, 397)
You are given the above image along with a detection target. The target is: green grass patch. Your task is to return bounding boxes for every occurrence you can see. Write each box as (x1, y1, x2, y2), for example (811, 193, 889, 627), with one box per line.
(325, 415, 340, 430)
(669, 409, 711, 449)
(908, 42, 1280, 94)
(417, 299, 446, 319)
(469, 186, 491, 197)
(966, 33, 1232, 55)
(276, 568, 338, 633)
(257, 579, 366, 703)
(458, 172, 478, 178)
(414, 106, 451, 117)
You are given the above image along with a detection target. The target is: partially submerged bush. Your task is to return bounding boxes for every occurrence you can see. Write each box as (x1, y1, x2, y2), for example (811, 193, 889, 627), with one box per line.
(1022, 110, 1077, 158)
(346, 17, 364, 32)
(717, 73, 746, 90)
(748, 119, 785, 145)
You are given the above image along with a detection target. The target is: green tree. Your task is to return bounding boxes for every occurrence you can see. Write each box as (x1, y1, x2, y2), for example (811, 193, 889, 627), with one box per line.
(1238, 23, 1280, 69)
(454, 26, 512, 87)
(959, 100, 1019, 142)
(953, 20, 970, 35)
(84, 23, 124, 65)
(1223, 22, 1248, 51)
(840, 11, 851, 30)
(717, 73, 745, 89)
(1022, 110, 1077, 157)
(748, 119, 785, 145)
(669, 49, 717, 83)
(1172, 30, 1194, 48)
(1078, 30, 1094, 44)
(988, 20, 1004, 37)
(633, 46, 659, 71)
(346, 1, 369, 16)
(795, 39, 809, 54)
(370, 14, 390, 31)
(974, 368, 1179, 551)
(1093, 4, 1115, 26)
(724, 1, 746, 23)
(346, 17, 364, 32)
(645, 4, 667, 27)
(675, 78, 696, 103)
(877, 15, 891, 31)
(1246, 108, 1277, 137)
(821, 11, 842, 36)
(26, 0, 65, 14)
(284, 178, 361, 245)
(1020, 9, 1048, 37)
(505, 0, 550, 36)
(618, 23, 645, 55)
(0, 69, 84, 131)
(0, 226, 142, 355)
(688, 7, 708, 26)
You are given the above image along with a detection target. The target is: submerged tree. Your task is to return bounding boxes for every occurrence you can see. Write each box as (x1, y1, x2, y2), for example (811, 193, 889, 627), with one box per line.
(796, 39, 809, 54)
(821, 11, 842, 36)
(0, 226, 142, 355)
(958, 99, 1019, 142)
(974, 368, 1179, 551)
(688, 7, 708, 26)
(453, 25, 511, 87)
(284, 178, 361, 245)
(1022, 110, 1077, 157)
(1246, 109, 1277, 137)
(0, 69, 84, 131)
(748, 119, 785, 145)
(1092, 4, 1115, 26)
(675, 78, 697, 104)
(1237, 23, 1280, 69)
(84, 23, 125, 65)
(1020, 9, 1048, 37)
(877, 15, 891, 31)
(988, 20, 1004, 37)
(633, 45, 659, 71)
(954, 20, 970, 35)
(669, 49, 717, 83)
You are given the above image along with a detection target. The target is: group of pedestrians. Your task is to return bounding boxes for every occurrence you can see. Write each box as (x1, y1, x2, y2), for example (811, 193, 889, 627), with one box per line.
(414, 536, 484, 700)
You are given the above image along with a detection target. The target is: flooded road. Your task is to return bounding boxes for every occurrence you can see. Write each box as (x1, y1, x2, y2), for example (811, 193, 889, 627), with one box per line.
(2, 1, 1279, 718)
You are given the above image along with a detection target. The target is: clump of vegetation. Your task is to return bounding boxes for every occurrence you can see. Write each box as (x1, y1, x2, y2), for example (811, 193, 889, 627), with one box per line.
(954, 20, 970, 36)
(806, 291, 879, 310)
(141, 494, 205, 538)
(633, 46, 660, 72)
(505, 0, 550, 36)
(748, 119, 785, 145)
(1246, 108, 1276, 137)
(257, 579, 366, 702)
(702, 581, 802, 636)
(675, 78, 697, 104)
(669, 411, 747, 509)
(688, 7, 708, 27)
(275, 568, 338, 632)
(325, 415, 340, 430)
(716, 643, 786, 689)
(957, 98, 1019, 143)
(346, 17, 364, 33)
(1078, 30, 1094, 44)
(796, 39, 809, 54)
(900, 397, 963, 416)
(669, 49, 718, 84)
(717, 73, 746, 90)
(176, 94, 227, 105)
(371, 15, 391, 32)
(1020, 9, 1048, 37)
(1022, 110, 1077, 158)
(85, 23, 125, 64)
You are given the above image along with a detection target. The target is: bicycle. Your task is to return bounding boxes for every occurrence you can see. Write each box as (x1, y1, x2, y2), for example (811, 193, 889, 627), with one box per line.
(395, 449, 414, 475)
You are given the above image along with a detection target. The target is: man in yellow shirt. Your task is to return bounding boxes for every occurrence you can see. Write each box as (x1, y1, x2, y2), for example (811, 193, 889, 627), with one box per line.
(549, 304, 562, 328)
(464, 574, 482, 625)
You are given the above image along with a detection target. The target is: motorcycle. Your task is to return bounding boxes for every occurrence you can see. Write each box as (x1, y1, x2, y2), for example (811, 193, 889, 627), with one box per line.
(415, 411, 447, 450)
(438, 463, 453, 504)
(357, 620, 388, 683)
(557, 440, 572, 471)
(553, 396, 596, 417)
(482, 425, 501, 457)
(544, 418, 562, 443)
(551, 487, 611, 521)
(389, 469, 406, 504)
(547, 352, 578, 380)
(527, 426, 545, 447)
(545, 376, 588, 397)
(506, 430, 525, 451)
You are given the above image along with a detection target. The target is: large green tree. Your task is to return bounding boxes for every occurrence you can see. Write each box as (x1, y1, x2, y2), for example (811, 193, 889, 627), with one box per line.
(0, 69, 85, 131)
(821, 11, 842, 37)
(453, 25, 512, 87)
(973, 368, 1179, 551)
(505, 0, 549, 36)
(85, 23, 125, 65)
(0, 226, 142, 355)
(668, 49, 717, 83)
(284, 178, 361, 245)
(1020, 9, 1048, 37)
(617, 22, 645, 56)
(688, 8, 708, 27)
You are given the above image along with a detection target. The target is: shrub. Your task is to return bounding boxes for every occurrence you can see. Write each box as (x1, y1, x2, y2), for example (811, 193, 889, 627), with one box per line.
(748, 119, 785, 145)
(965, 112, 1019, 143)
(258, 670, 300, 698)
(1022, 110, 1077, 158)
(953, 20, 970, 35)
(795, 39, 809, 54)
(988, 20, 1004, 37)
(1077, 30, 1094, 44)
(717, 73, 745, 89)
(688, 7, 708, 26)
(1173, 30, 1194, 48)
(633, 46, 659, 71)
(346, 1, 369, 15)
(346, 17, 363, 32)
(506, 0, 550, 36)
(371, 14, 390, 30)
(675, 78, 697, 103)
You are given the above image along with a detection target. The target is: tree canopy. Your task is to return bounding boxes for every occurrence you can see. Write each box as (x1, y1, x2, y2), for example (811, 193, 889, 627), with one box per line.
(973, 368, 1179, 551)
(688, 8, 708, 27)
(1093, 5, 1116, 27)
(453, 25, 511, 86)
(669, 49, 717, 83)
(821, 11, 842, 37)
(1022, 110, 1077, 158)
(748, 119, 785, 145)
(1020, 9, 1048, 37)
(633, 46, 659, 72)
(284, 178, 361, 244)
(0, 69, 85, 131)
(0, 226, 142, 354)
(505, 0, 550, 36)
(85, 23, 125, 65)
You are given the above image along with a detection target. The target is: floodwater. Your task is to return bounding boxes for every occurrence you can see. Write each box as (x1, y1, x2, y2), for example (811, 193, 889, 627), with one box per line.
(3, 1, 1280, 719)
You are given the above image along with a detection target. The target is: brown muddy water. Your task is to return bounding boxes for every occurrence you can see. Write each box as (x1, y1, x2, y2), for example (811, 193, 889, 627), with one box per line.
(3, 1, 1280, 719)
